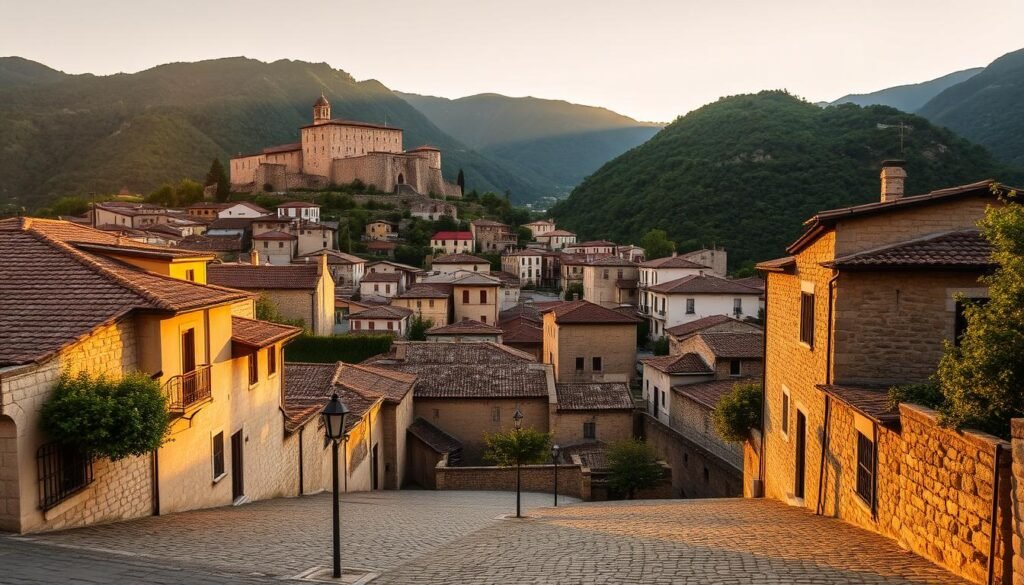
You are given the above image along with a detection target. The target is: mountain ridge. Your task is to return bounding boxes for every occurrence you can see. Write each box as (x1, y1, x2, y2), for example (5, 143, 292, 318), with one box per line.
(829, 67, 983, 112)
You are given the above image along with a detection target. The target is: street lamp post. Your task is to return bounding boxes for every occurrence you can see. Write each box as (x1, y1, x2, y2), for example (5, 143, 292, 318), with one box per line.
(551, 444, 560, 507)
(322, 393, 349, 579)
(513, 407, 524, 518)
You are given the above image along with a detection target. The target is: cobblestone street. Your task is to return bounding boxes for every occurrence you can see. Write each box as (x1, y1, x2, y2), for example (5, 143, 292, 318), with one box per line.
(2, 492, 965, 584)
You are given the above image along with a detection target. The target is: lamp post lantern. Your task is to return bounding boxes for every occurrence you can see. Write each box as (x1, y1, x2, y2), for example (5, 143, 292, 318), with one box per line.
(513, 407, 524, 518)
(322, 393, 349, 579)
(551, 444, 560, 507)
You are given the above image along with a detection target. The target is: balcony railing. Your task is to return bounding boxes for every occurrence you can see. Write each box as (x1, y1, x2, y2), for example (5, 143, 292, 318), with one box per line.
(163, 365, 212, 415)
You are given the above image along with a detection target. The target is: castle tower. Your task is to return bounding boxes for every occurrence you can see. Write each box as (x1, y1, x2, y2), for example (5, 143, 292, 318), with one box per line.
(313, 93, 331, 125)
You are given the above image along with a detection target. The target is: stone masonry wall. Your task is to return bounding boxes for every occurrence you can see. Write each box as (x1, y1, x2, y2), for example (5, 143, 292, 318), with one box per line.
(821, 402, 1012, 584)
(1011, 419, 1024, 585)
(642, 413, 742, 499)
(436, 462, 590, 500)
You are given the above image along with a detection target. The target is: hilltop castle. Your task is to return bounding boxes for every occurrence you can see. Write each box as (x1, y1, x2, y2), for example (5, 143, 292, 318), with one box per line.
(229, 94, 462, 198)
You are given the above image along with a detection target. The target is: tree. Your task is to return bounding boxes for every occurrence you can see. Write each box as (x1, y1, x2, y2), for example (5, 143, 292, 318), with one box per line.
(204, 158, 230, 202)
(931, 192, 1024, 438)
(564, 282, 584, 301)
(636, 318, 651, 346)
(517, 226, 533, 243)
(606, 439, 662, 499)
(652, 336, 670, 355)
(456, 169, 465, 194)
(713, 381, 763, 442)
(407, 314, 434, 341)
(483, 428, 552, 466)
(639, 229, 676, 260)
(40, 372, 170, 460)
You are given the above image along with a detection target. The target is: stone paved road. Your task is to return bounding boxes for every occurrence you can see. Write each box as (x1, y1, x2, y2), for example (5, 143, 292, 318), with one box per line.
(2, 492, 965, 584)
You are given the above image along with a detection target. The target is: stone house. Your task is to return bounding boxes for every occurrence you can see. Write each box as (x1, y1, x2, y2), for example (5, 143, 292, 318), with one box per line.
(349, 305, 413, 336)
(665, 314, 762, 354)
(365, 261, 420, 292)
(0, 218, 302, 534)
(550, 382, 635, 446)
(564, 240, 616, 260)
(541, 300, 639, 384)
(295, 222, 336, 256)
(558, 253, 587, 293)
(429, 231, 473, 255)
(470, 219, 517, 253)
(207, 258, 336, 336)
(391, 285, 451, 328)
(251, 230, 297, 265)
(91, 201, 170, 229)
(276, 201, 321, 224)
(616, 244, 646, 263)
(359, 271, 404, 299)
(640, 353, 715, 424)
(645, 274, 761, 338)
(639, 255, 708, 299)
(754, 166, 1016, 583)
(295, 249, 365, 291)
(582, 256, 639, 308)
(450, 273, 501, 325)
(411, 200, 457, 222)
(501, 248, 546, 286)
(365, 220, 398, 241)
(430, 253, 490, 275)
(523, 219, 556, 239)
(536, 229, 577, 251)
(499, 314, 544, 360)
(426, 319, 503, 343)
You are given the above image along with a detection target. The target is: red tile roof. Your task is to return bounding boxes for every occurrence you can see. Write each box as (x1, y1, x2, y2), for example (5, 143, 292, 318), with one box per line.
(174, 235, 244, 253)
(431, 231, 472, 241)
(282, 362, 380, 434)
(556, 382, 635, 411)
(500, 316, 543, 344)
(641, 353, 712, 375)
(207, 263, 322, 290)
(252, 230, 296, 241)
(433, 253, 489, 264)
(825, 230, 993, 269)
(673, 377, 756, 410)
(665, 315, 759, 339)
(350, 305, 413, 320)
(407, 417, 462, 454)
(648, 274, 761, 295)
(361, 271, 402, 283)
(755, 256, 796, 272)
(427, 319, 503, 336)
(295, 249, 365, 265)
(640, 256, 709, 269)
(697, 332, 764, 359)
(231, 316, 301, 349)
(819, 384, 899, 423)
(543, 300, 640, 324)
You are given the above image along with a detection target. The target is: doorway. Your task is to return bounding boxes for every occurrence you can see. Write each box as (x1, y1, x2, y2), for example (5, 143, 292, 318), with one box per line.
(397, 173, 405, 184)
(370, 444, 379, 490)
(231, 431, 244, 501)
(794, 411, 806, 499)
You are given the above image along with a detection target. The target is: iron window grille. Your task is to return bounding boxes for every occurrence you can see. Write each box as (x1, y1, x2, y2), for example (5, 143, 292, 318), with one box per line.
(37, 442, 93, 511)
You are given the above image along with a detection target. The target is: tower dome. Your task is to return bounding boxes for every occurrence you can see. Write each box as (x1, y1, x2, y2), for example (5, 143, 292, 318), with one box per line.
(313, 92, 331, 125)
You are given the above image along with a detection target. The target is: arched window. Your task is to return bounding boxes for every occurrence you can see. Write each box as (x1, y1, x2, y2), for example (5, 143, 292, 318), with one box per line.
(397, 173, 405, 184)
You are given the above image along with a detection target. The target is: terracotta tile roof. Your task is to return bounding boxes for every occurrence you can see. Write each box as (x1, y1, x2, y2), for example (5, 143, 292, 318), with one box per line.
(697, 331, 764, 359)
(648, 274, 762, 295)
(504, 248, 544, 257)
(640, 255, 709, 269)
(560, 442, 609, 469)
(282, 362, 381, 434)
(0, 218, 250, 367)
(471, 219, 508, 227)
(499, 316, 543, 344)
(277, 201, 321, 208)
(407, 417, 462, 454)
(539, 229, 576, 237)
(825, 230, 993, 269)
(756, 256, 796, 272)
(72, 242, 214, 261)
(337, 362, 417, 403)
(431, 231, 472, 240)
(556, 382, 634, 411)
(543, 300, 640, 324)
(252, 230, 296, 241)
(665, 315, 759, 339)
(819, 384, 899, 424)
(367, 241, 397, 251)
(587, 256, 636, 267)
(427, 319, 502, 335)
(641, 353, 712, 375)
(207, 263, 321, 290)
(573, 240, 617, 247)
(231, 316, 301, 349)
(731, 276, 765, 291)
(350, 305, 413, 320)
(367, 342, 547, 399)
(490, 270, 521, 286)
(395, 285, 449, 299)
(451, 273, 500, 286)
(673, 377, 756, 410)
(208, 216, 265, 230)
(500, 304, 543, 323)
(361, 271, 403, 283)
(558, 253, 589, 265)
(295, 249, 365, 265)
(433, 253, 489, 264)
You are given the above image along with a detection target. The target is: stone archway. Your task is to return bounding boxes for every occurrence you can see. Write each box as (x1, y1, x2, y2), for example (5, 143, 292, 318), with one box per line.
(0, 415, 19, 532)
(397, 173, 405, 185)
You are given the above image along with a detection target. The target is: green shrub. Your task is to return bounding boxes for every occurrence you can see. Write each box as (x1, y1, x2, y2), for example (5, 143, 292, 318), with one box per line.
(284, 334, 393, 364)
(407, 315, 434, 341)
(40, 372, 170, 460)
(606, 439, 662, 499)
(712, 381, 762, 442)
(483, 428, 551, 466)
(652, 336, 670, 356)
(887, 382, 944, 411)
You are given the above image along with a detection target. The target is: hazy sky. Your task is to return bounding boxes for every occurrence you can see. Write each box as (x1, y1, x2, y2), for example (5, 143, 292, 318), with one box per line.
(2, 0, 1022, 122)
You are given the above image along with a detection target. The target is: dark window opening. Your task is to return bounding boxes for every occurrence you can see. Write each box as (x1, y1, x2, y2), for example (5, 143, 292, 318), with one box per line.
(212, 432, 225, 480)
(37, 443, 93, 511)
(575, 357, 585, 371)
(799, 292, 815, 347)
(856, 431, 875, 507)
(248, 354, 259, 385)
(583, 422, 596, 439)
(729, 360, 741, 376)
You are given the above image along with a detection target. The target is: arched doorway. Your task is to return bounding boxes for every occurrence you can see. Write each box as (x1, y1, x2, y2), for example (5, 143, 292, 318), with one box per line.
(397, 173, 405, 185)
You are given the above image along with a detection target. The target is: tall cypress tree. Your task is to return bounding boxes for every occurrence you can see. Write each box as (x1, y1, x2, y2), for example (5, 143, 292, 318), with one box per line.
(205, 158, 230, 202)
(456, 169, 465, 194)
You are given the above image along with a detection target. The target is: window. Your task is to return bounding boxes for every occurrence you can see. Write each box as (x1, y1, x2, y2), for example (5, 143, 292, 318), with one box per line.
(212, 432, 225, 480)
(729, 360, 741, 376)
(781, 389, 790, 437)
(374, 284, 380, 293)
(369, 322, 376, 331)
(491, 406, 500, 422)
(462, 290, 470, 303)
(592, 357, 603, 371)
(428, 300, 435, 308)
(481, 315, 487, 323)
(603, 269, 609, 280)
(185, 269, 196, 282)
(387, 321, 393, 330)
(583, 422, 596, 439)
(480, 290, 487, 303)
(278, 242, 284, 248)
(855, 431, 875, 506)
(36, 442, 93, 511)
(686, 298, 695, 314)
(268, 347, 277, 376)
(733, 298, 743, 315)
(248, 354, 258, 385)
(799, 292, 815, 347)
(575, 357, 585, 371)
(353, 320, 361, 330)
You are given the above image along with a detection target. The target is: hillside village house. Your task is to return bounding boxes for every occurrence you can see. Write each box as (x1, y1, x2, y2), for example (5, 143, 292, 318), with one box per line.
(665, 314, 762, 354)
(365, 260, 419, 291)
(542, 300, 639, 383)
(187, 201, 269, 220)
(251, 215, 337, 262)
(616, 244, 646, 263)
(276, 201, 321, 224)
(550, 382, 635, 446)
(559, 254, 587, 293)
(470, 219, 517, 253)
(564, 240, 616, 260)
(523, 219, 556, 239)
(295, 249, 365, 291)
(365, 220, 398, 241)
(359, 271, 404, 299)
(536, 229, 577, 251)
(425, 319, 503, 343)
(91, 201, 170, 229)
(430, 253, 490, 274)
(207, 258, 336, 336)
(391, 285, 451, 328)
(582, 256, 639, 308)
(411, 200, 457, 222)
(349, 305, 413, 336)
(430, 231, 473, 255)
(754, 165, 1017, 582)
(251, 230, 297, 265)
(645, 274, 761, 338)
(451, 272, 501, 324)
(502, 248, 546, 286)
(0, 218, 304, 534)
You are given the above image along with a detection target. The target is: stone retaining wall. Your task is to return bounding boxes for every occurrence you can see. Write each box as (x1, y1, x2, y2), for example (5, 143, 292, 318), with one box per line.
(435, 462, 590, 500)
(641, 413, 742, 499)
(1012, 419, 1024, 585)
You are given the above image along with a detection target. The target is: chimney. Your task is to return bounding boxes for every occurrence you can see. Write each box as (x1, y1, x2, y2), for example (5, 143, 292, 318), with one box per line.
(251, 252, 260, 266)
(880, 160, 907, 203)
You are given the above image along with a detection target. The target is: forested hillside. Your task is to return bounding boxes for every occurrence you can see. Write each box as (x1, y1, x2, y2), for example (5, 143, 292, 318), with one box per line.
(551, 91, 1019, 269)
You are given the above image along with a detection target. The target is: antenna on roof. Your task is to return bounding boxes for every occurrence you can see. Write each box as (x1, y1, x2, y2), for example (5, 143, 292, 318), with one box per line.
(876, 121, 909, 154)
